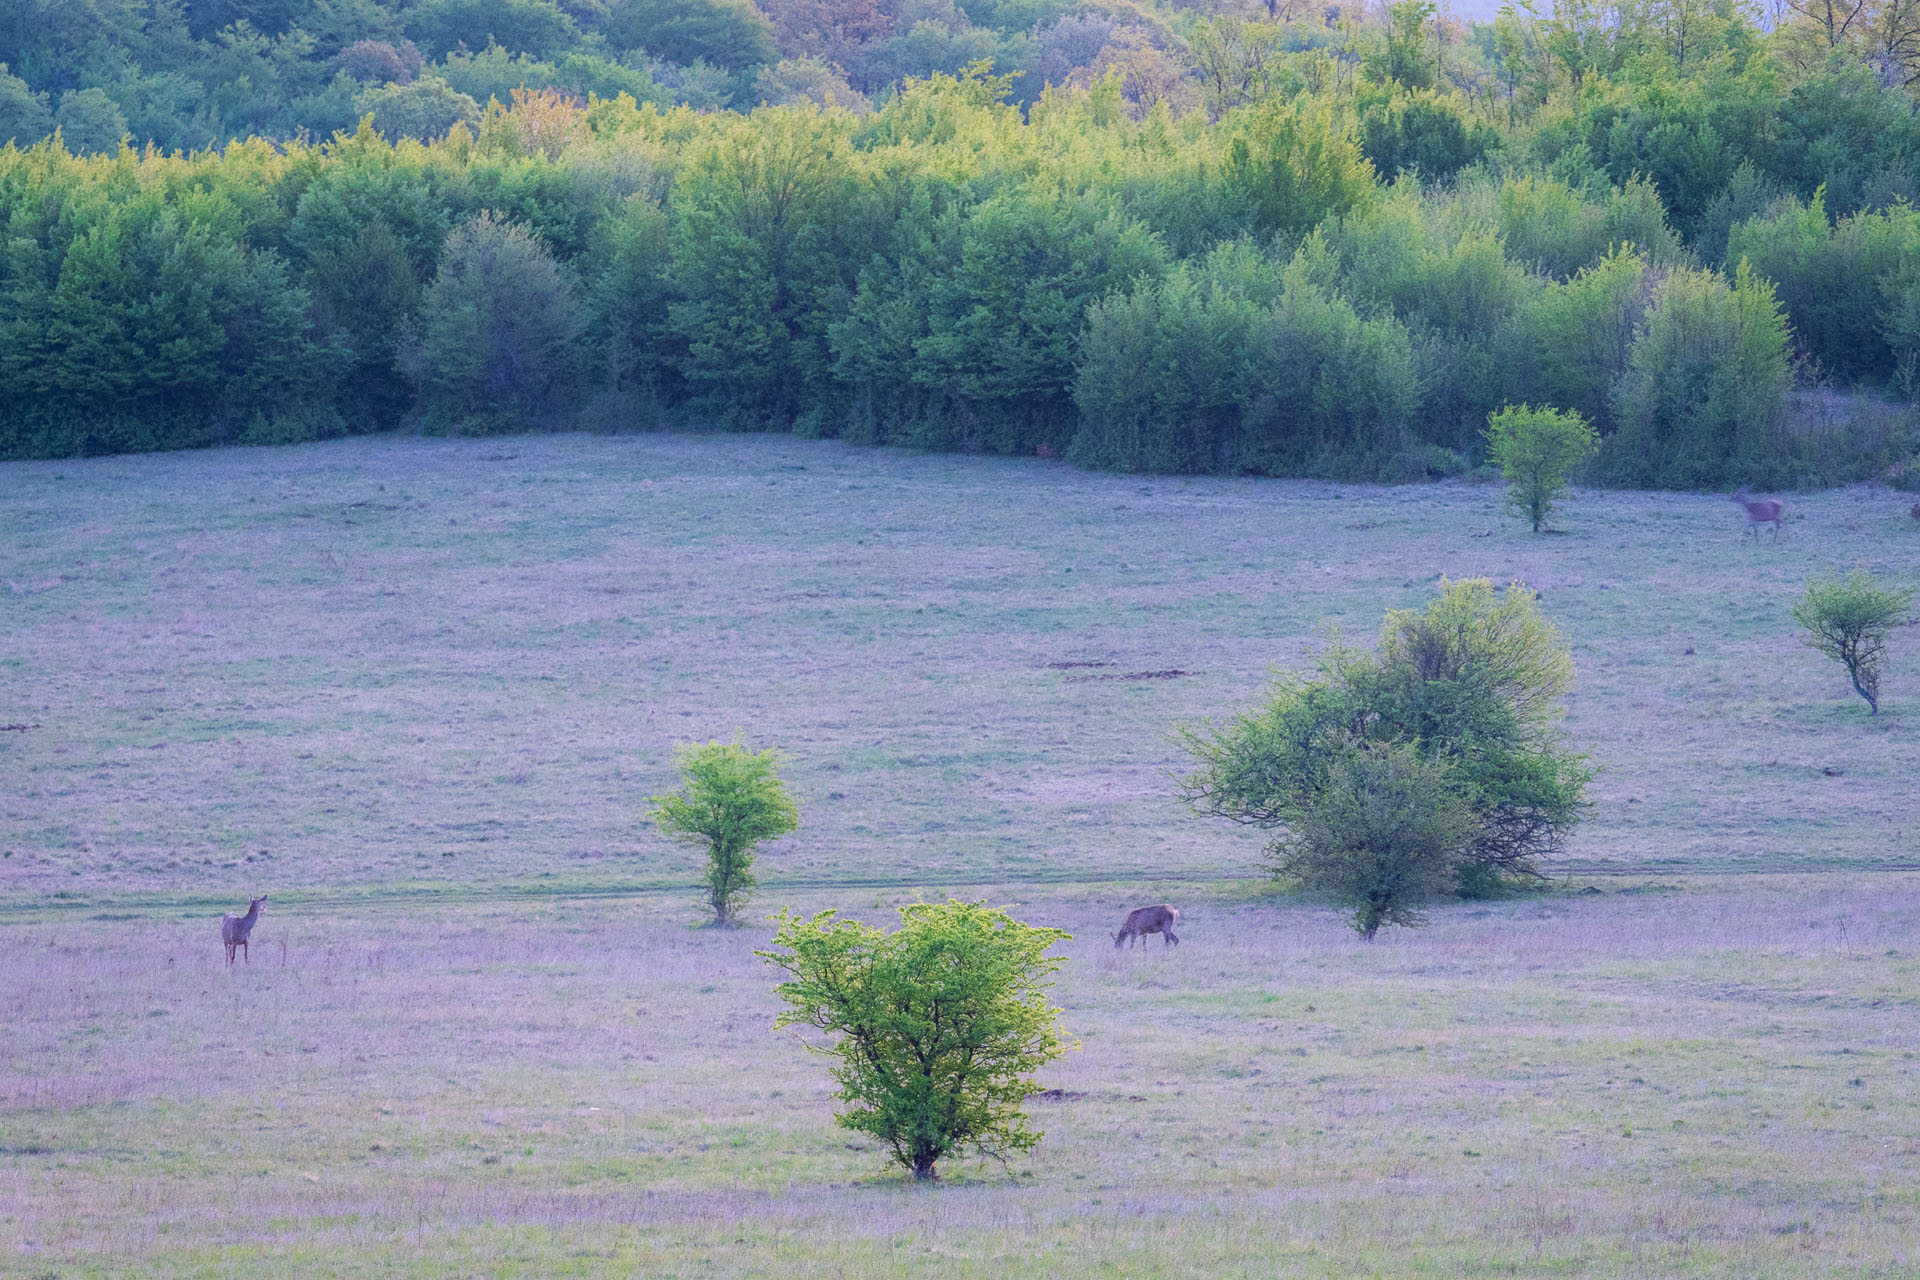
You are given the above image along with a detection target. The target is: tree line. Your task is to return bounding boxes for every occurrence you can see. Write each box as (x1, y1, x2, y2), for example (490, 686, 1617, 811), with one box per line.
(5, 12, 1920, 483)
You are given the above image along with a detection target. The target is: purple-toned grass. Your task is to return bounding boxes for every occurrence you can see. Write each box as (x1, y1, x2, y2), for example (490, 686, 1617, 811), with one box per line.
(3, 433, 1918, 1274)
(4, 883, 1918, 1274)
(1, 433, 1916, 900)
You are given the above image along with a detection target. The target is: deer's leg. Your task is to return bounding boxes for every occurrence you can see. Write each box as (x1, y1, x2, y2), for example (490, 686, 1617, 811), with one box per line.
(1167, 930, 1178, 946)
(242, 940, 249, 964)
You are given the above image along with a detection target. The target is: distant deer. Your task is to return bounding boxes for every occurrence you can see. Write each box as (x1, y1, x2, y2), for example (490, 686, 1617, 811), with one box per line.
(1731, 488, 1784, 541)
(1113, 904, 1180, 949)
(221, 895, 266, 965)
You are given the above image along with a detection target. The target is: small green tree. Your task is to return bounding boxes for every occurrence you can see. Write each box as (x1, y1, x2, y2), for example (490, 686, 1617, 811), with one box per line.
(1282, 741, 1475, 939)
(760, 900, 1073, 1181)
(1792, 569, 1914, 716)
(650, 741, 798, 926)
(1485, 404, 1600, 533)
(1180, 579, 1590, 933)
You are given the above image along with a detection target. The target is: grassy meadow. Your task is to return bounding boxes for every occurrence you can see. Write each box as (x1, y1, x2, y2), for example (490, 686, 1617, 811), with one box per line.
(3, 433, 1919, 1276)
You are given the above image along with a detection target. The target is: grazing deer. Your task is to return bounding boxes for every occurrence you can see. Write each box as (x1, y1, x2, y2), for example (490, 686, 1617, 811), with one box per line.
(221, 895, 266, 965)
(1113, 904, 1180, 949)
(1731, 488, 1784, 541)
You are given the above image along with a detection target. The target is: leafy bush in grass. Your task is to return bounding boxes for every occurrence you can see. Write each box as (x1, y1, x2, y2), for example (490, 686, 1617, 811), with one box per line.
(1179, 579, 1589, 932)
(762, 899, 1072, 1179)
(651, 741, 799, 926)
(1486, 403, 1599, 533)
(1793, 569, 1915, 717)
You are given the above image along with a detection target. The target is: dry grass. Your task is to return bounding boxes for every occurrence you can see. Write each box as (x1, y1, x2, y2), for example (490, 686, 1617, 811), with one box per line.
(3, 433, 1920, 1275)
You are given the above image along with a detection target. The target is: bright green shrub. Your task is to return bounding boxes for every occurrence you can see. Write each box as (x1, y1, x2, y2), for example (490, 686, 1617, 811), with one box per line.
(762, 899, 1072, 1180)
(1221, 100, 1377, 240)
(1793, 569, 1915, 717)
(1485, 403, 1600, 532)
(652, 740, 799, 926)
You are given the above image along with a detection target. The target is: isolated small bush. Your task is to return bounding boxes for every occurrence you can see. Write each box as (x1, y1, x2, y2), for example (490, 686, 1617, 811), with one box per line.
(1282, 741, 1475, 939)
(1180, 578, 1589, 931)
(1486, 404, 1599, 533)
(1792, 569, 1914, 716)
(402, 212, 582, 434)
(650, 741, 798, 926)
(761, 900, 1072, 1180)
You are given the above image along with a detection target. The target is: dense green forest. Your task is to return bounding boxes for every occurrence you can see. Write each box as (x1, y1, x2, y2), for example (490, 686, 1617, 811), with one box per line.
(4, 0, 1920, 485)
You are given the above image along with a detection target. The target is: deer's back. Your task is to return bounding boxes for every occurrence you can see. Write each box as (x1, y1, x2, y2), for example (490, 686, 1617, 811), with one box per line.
(1122, 904, 1178, 932)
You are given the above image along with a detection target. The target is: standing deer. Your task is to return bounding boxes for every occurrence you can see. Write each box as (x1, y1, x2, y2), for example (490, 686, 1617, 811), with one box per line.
(221, 895, 266, 965)
(1113, 904, 1180, 949)
(1731, 488, 1784, 541)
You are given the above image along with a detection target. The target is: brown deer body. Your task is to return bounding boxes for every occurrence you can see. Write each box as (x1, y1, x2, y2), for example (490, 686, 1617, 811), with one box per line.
(221, 895, 266, 965)
(1731, 488, 1783, 541)
(1113, 904, 1180, 949)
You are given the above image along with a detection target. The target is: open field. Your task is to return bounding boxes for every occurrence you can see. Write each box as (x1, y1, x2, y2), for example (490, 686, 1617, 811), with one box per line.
(3, 433, 1917, 903)
(4, 432, 1920, 1275)
(4, 883, 1920, 1276)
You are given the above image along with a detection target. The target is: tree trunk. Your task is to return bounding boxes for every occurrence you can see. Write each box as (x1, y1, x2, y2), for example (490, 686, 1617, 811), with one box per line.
(1853, 672, 1879, 715)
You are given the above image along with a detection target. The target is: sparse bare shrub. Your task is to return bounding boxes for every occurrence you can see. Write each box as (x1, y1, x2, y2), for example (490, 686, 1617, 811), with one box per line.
(1792, 569, 1915, 716)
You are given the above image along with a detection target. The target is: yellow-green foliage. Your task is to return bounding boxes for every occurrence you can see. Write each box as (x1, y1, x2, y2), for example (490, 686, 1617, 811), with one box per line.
(761, 899, 1073, 1180)
(6, 32, 1918, 484)
(1792, 569, 1916, 716)
(651, 740, 800, 925)
(1486, 402, 1601, 532)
